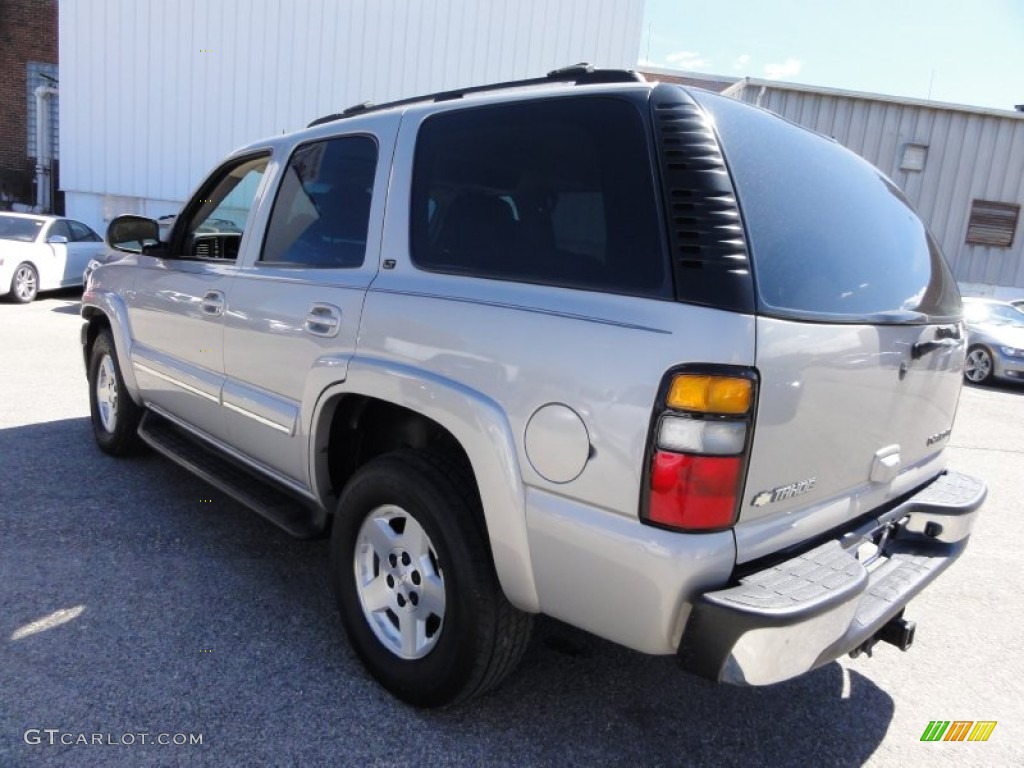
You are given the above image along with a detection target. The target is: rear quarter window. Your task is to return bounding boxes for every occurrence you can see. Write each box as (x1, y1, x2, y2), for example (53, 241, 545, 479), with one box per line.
(693, 90, 961, 323)
(410, 97, 671, 299)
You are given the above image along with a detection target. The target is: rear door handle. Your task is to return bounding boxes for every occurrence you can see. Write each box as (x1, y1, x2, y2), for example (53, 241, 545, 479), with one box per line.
(912, 338, 958, 359)
(912, 324, 963, 359)
(200, 290, 225, 317)
(305, 303, 342, 337)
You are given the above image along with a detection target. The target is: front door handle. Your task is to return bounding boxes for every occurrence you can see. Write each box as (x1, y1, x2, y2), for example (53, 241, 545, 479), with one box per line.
(305, 303, 342, 337)
(200, 290, 225, 317)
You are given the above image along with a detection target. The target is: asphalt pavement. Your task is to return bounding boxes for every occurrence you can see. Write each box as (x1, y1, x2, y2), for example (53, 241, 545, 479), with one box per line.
(1, 292, 1022, 767)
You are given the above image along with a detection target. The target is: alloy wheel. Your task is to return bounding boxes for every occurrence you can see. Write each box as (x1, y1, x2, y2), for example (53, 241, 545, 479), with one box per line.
(95, 354, 119, 432)
(964, 348, 992, 383)
(14, 265, 37, 301)
(353, 504, 446, 659)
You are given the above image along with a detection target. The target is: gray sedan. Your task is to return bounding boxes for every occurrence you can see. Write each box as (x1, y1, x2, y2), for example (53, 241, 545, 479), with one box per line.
(962, 297, 1024, 384)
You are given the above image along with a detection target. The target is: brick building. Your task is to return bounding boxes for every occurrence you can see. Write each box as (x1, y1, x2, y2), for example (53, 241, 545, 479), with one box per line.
(0, 0, 58, 211)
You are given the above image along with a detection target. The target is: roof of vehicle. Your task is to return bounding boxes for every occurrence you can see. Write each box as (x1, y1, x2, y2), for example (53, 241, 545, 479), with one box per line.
(0, 212, 60, 223)
(227, 65, 660, 162)
(306, 64, 647, 128)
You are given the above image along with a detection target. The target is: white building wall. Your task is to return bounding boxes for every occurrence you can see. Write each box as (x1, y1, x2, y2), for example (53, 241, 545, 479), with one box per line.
(724, 80, 1024, 294)
(59, 0, 644, 232)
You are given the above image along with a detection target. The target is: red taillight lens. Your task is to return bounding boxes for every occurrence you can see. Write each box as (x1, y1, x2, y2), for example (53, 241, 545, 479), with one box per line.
(642, 368, 756, 532)
(647, 450, 742, 531)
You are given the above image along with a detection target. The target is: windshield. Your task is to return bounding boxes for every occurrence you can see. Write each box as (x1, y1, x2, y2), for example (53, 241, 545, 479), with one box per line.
(0, 215, 44, 242)
(964, 302, 1024, 327)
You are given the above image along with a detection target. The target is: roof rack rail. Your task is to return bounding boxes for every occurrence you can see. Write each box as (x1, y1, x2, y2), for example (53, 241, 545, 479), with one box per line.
(307, 63, 645, 127)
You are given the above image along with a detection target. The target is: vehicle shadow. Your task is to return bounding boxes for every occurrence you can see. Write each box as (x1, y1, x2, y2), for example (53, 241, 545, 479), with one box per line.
(429, 624, 891, 767)
(964, 378, 1024, 395)
(48, 302, 82, 315)
(41, 288, 84, 314)
(0, 418, 892, 768)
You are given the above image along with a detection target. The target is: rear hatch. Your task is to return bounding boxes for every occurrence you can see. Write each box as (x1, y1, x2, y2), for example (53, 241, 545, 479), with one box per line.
(691, 91, 964, 564)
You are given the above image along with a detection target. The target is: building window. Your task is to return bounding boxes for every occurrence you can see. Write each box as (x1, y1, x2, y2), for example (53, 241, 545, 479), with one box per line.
(26, 62, 59, 161)
(966, 200, 1020, 248)
(899, 143, 928, 172)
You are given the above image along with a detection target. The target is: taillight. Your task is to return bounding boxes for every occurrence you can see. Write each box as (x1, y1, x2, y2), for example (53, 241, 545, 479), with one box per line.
(641, 369, 757, 532)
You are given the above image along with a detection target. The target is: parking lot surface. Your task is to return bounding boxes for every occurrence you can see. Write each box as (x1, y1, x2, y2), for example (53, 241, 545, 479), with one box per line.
(2, 293, 1022, 767)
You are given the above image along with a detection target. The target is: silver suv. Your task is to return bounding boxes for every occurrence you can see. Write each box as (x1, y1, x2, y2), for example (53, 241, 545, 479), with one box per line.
(81, 65, 985, 707)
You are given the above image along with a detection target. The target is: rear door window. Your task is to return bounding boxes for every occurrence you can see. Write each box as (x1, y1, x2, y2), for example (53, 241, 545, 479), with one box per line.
(693, 90, 961, 322)
(410, 97, 671, 298)
(261, 136, 378, 267)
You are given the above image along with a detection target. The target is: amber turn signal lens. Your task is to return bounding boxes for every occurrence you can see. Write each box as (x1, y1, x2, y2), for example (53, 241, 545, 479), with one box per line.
(667, 375, 752, 415)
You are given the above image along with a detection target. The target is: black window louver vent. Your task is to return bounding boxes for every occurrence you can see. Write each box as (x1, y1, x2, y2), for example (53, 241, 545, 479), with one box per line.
(650, 84, 754, 313)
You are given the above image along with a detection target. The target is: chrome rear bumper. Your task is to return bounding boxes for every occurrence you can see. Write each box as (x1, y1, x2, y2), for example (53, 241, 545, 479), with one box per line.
(678, 470, 986, 685)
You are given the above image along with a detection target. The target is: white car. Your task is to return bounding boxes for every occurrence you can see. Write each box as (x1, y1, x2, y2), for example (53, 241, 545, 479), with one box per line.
(0, 212, 105, 303)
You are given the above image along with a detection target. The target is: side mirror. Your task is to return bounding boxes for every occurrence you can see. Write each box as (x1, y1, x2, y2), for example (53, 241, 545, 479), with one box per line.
(47, 235, 69, 244)
(107, 215, 161, 254)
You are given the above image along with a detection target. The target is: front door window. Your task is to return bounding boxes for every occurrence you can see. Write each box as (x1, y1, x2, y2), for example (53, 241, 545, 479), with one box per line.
(177, 154, 269, 262)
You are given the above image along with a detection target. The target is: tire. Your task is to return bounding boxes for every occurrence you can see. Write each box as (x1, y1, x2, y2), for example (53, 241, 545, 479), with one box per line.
(964, 345, 994, 384)
(88, 329, 144, 455)
(331, 449, 534, 707)
(9, 262, 38, 303)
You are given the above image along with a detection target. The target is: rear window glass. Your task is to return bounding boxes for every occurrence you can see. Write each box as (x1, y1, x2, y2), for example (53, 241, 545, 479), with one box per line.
(410, 97, 670, 298)
(693, 91, 961, 322)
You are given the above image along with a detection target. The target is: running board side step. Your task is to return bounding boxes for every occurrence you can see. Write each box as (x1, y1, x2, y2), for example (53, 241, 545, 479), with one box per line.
(138, 412, 324, 539)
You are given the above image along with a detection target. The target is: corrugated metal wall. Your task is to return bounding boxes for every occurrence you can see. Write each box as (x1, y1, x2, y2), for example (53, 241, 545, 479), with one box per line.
(59, 0, 643, 229)
(727, 82, 1024, 292)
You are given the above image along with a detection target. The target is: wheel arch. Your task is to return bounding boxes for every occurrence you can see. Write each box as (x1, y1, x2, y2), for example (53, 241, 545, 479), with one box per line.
(81, 292, 142, 403)
(310, 357, 540, 613)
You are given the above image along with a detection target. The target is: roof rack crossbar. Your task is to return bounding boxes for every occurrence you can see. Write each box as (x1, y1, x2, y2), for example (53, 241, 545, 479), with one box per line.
(306, 63, 645, 127)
